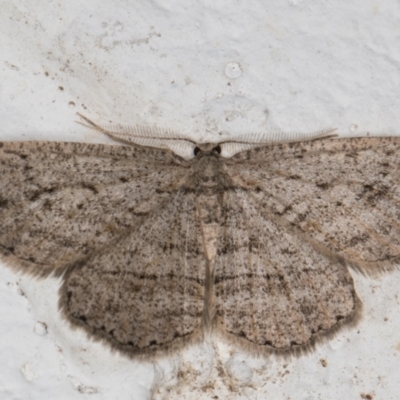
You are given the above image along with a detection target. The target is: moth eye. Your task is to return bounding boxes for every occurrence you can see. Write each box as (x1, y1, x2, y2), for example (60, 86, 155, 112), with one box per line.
(213, 145, 221, 154)
(194, 147, 200, 156)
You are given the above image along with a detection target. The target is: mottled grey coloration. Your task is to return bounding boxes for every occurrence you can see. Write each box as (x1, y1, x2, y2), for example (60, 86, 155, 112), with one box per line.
(1, 121, 399, 359)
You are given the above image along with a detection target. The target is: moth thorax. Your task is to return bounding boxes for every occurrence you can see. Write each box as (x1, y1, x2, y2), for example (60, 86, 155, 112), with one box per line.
(196, 155, 222, 188)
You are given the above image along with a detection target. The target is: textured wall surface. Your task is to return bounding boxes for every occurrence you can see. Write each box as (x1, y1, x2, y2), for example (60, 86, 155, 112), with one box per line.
(1, 1, 400, 399)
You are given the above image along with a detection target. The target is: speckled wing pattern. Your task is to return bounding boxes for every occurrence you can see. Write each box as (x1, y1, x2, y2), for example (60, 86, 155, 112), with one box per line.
(225, 137, 400, 273)
(1, 135, 400, 358)
(0, 141, 205, 356)
(61, 190, 206, 356)
(213, 188, 359, 355)
(215, 137, 400, 355)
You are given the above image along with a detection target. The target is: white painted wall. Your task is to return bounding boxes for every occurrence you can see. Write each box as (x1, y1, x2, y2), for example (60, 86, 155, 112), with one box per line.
(1, 1, 400, 399)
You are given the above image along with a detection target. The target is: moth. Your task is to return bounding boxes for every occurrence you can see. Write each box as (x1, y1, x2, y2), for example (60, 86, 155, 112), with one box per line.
(1, 115, 399, 359)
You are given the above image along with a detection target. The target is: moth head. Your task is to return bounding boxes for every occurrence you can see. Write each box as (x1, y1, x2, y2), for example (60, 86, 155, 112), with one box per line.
(193, 143, 222, 157)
